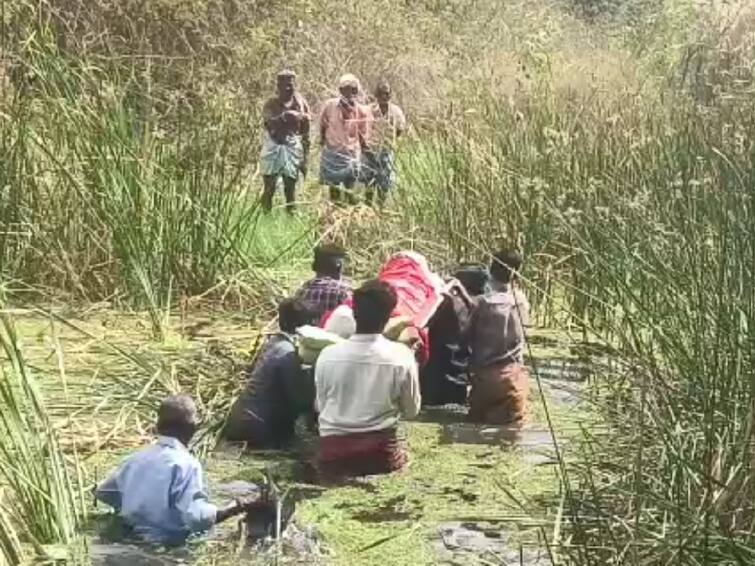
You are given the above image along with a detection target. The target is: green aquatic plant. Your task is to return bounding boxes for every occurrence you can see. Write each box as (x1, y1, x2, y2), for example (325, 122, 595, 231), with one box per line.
(0, 315, 87, 563)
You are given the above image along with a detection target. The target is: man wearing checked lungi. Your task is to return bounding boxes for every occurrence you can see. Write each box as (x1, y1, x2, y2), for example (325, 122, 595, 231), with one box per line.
(318, 74, 373, 205)
(260, 70, 311, 214)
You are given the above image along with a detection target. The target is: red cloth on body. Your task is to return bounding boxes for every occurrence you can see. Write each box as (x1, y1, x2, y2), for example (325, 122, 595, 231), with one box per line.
(319, 253, 442, 365)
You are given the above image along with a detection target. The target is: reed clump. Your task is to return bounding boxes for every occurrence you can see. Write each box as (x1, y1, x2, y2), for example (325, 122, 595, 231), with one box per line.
(389, 5, 755, 559)
(0, 316, 87, 563)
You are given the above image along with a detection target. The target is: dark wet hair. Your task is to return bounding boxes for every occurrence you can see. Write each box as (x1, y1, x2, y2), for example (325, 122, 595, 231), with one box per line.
(278, 298, 312, 333)
(353, 280, 397, 334)
(375, 80, 391, 95)
(490, 249, 523, 284)
(313, 244, 347, 275)
(157, 394, 197, 438)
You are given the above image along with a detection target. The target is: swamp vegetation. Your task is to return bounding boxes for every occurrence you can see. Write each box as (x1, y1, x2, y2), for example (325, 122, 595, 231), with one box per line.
(2, 0, 755, 564)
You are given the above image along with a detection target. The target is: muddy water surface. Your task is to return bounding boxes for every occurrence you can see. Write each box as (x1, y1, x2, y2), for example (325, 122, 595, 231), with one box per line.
(12, 309, 595, 566)
(88, 357, 587, 566)
(425, 358, 588, 566)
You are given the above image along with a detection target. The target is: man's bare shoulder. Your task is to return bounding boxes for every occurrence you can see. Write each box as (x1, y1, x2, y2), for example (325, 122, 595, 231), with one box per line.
(295, 93, 311, 110)
(360, 103, 374, 117)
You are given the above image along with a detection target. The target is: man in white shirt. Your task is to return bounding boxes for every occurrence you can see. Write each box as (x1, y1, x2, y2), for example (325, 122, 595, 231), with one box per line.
(315, 279, 421, 479)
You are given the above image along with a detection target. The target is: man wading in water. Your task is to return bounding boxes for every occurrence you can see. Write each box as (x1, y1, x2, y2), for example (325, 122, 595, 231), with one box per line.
(223, 298, 314, 448)
(314, 280, 421, 479)
(95, 395, 263, 544)
(363, 81, 406, 207)
(466, 250, 531, 424)
(319, 74, 372, 205)
(260, 70, 311, 213)
(295, 244, 352, 324)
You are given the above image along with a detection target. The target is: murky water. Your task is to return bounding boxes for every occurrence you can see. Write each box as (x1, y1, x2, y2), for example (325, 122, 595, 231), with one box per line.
(89, 480, 322, 565)
(440, 422, 558, 466)
(426, 367, 584, 466)
(537, 377, 582, 408)
(427, 359, 587, 565)
(433, 521, 550, 565)
(533, 358, 591, 383)
(90, 544, 190, 566)
(88, 356, 586, 566)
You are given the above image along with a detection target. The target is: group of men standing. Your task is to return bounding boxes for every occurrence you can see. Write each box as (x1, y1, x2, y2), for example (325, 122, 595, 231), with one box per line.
(260, 71, 406, 213)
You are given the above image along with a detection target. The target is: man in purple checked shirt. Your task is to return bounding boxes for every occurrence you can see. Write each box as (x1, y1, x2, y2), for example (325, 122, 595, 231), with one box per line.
(295, 244, 352, 325)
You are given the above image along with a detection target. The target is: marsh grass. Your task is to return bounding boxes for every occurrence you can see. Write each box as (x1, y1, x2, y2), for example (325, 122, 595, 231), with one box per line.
(390, 57, 755, 561)
(0, 37, 327, 338)
(0, 315, 87, 563)
(0, 305, 587, 565)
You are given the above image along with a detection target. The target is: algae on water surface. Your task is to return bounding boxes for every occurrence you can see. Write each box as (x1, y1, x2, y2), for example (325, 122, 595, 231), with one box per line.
(4, 311, 591, 565)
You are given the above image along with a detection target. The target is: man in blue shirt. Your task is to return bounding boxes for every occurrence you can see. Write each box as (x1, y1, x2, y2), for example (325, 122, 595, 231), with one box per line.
(95, 394, 258, 544)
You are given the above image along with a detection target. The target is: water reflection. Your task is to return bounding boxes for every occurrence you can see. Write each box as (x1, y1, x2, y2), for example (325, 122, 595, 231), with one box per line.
(90, 543, 190, 566)
(434, 521, 549, 565)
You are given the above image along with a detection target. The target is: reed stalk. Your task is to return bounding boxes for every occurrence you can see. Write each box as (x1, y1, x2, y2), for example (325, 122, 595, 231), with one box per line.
(0, 315, 86, 563)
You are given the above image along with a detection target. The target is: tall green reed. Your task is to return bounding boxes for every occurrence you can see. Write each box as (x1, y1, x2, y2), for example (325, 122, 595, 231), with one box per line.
(0, 315, 86, 563)
(0, 31, 283, 337)
(394, 79, 755, 562)
(0, 502, 23, 565)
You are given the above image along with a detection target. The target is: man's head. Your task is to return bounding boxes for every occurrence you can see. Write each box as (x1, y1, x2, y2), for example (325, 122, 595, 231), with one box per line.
(375, 81, 392, 106)
(313, 244, 347, 278)
(277, 69, 296, 99)
(156, 394, 198, 446)
(353, 280, 397, 334)
(278, 297, 312, 333)
(338, 74, 360, 105)
(490, 249, 523, 285)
